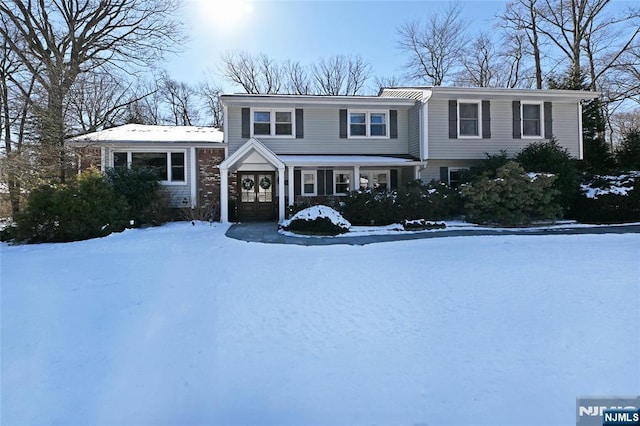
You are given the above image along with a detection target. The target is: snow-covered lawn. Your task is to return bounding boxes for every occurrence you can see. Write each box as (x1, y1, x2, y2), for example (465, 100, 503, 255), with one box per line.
(2, 223, 639, 426)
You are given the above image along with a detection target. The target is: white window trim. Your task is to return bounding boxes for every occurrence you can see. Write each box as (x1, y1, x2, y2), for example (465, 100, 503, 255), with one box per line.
(457, 100, 482, 139)
(347, 110, 389, 139)
(359, 169, 390, 190)
(333, 170, 353, 195)
(250, 108, 295, 138)
(521, 101, 544, 139)
(301, 170, 317, 196)
(111, 149, 187, 185)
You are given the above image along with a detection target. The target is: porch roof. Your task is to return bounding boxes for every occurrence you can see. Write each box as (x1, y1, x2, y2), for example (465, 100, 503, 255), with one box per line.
(279, 155, 424, 167)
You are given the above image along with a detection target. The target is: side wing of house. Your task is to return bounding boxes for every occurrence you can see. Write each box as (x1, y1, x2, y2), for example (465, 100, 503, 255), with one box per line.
(67, 124, 226, 213)
(219, 94, 423, 222)
(381, 87, 598, 184)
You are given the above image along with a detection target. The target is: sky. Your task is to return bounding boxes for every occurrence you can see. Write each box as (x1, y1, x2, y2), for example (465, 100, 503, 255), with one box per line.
(162, 0, 636, 94)
(165, 0, 507, 93)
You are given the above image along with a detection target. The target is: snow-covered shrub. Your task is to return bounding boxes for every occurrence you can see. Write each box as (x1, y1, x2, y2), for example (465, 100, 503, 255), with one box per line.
(12, 168, 129, 243)
(402, 219, 446, 231)
(572, 172, 640, 224)
(340, 181, 463, 226)
(281, 205, 350, 235)
(462, 161, 561, 226)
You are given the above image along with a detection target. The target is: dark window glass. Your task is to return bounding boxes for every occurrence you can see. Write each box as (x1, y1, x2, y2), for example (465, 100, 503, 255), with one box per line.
(275, 111, 292, 135)
(522, 104, 541, 136)
(114, 152, 128, 168)
(370, 113, 386, 136)
(459, 103, 479, 136)
(350, 113, 366, 136)
(131, 152, 168, 180)
(254, 111, 271, 135)
(171, 152, 185, 181)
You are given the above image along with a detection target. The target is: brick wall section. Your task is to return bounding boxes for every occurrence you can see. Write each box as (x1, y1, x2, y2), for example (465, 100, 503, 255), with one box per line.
(75, 146, 102, 171)
(197, 148, 225, 210)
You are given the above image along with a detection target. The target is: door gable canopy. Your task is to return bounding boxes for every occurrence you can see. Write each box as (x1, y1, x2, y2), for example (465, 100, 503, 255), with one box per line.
(219, 138, 284, 172)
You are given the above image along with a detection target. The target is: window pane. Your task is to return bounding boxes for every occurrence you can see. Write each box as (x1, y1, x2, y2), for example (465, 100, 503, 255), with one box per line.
(113, 152, 128, 168)
(373, 173, 388, 190)
(275, 123, 292, 135)
(523, 104, 541, 136)
(460, 119, 478, 136)
(275, 111, 291, 123)
(335, 173, 350, 194)
(171, 152, 185, 181)
(131, 152, 167, 180)
(370, 113, 386, 124)
(254, 111, 270, 122)
(253, 111, 271, 135)
(303, 173, 315, 194)
(459, 103, 478, 119)
(350, 113, 366, 124)
(254, 123, 271, 135)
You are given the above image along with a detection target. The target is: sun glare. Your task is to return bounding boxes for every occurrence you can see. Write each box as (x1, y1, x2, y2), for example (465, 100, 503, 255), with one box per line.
(198, 0, 254, 28)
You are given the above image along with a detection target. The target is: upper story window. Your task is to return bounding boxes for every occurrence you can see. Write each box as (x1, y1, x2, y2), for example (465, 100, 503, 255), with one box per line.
(458, 101, 481, 137)
(348, 111, 388, 138)
(112, 151, 186, 183)
(251, 109, 294, 137)
(522, 102, 543, 137)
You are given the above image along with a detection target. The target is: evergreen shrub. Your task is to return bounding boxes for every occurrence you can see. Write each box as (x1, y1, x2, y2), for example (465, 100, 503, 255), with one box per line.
(105, 167, 162, 226)
(462, 161, 561, 226)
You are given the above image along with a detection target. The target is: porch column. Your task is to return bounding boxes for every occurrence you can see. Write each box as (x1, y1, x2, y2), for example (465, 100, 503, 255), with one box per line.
(278, 166, 286, 222)
(287, 166, 295, 208)
(220, 166, 229, 223)
(353, 165, 360, 191)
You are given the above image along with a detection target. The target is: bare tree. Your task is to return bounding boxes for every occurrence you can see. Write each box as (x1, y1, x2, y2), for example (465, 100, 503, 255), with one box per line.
(283, 61, 312, 95)
(159, 72, 200, 126)
(500, 0, 545, 89)
(220, 51, 283, 94)
(312, 54, 371, 95)
(373, 75, 405, 94)
(396, 2, 467, 85)
(456, 33, 498, 87)
(0, 0, 185, 181)
(199, 76, 224, 128)
(66, 72, 144, 134)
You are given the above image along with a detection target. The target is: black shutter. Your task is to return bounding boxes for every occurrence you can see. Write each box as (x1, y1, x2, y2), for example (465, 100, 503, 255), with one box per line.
(325, 170, 333, 195)
(295, 109, 304, 138)
(448, 100, 457, 139)
(294, 169, 301, 196)
(544, 102, 553, 139)
(317, 170, 325, 195)
(390, 110, 398, 139)
(512, 101, 521, 139)
(482, 100, 491, 139)
(440, 166, 449, 184)
(390, 169, 398, 189)
(241, 108, 250, 139)
(339, 109, 347, 138)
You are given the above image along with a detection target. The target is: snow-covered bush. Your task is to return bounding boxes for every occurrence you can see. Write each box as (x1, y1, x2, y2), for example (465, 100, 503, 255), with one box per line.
(572, 172, 639, 224)
(281, 205, 350, 235)
(462, 161, 561, 226)
(340, 181, 462, 226)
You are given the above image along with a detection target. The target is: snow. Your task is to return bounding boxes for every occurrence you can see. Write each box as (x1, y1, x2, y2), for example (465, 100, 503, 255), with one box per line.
(581, 172, 638, 199)
(281, 205, 351, 229)
(66, 124, 224, 144)
(2, 223, 639, 426)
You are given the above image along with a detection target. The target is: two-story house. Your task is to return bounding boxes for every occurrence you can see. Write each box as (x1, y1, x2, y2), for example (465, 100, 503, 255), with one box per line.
(219, 87, 597, 222)
(66, 87, 597, 223)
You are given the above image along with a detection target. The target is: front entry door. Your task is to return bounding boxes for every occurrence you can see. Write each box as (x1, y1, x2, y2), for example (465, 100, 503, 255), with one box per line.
(238, 172, 275, 221)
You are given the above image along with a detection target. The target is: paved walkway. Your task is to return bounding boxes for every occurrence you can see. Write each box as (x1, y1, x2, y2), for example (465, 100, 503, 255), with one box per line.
(226, 222, 640, 246)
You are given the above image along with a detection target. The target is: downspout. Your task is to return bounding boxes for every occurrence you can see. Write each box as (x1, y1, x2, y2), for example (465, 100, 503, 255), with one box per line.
(578, 101, 584, 160)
